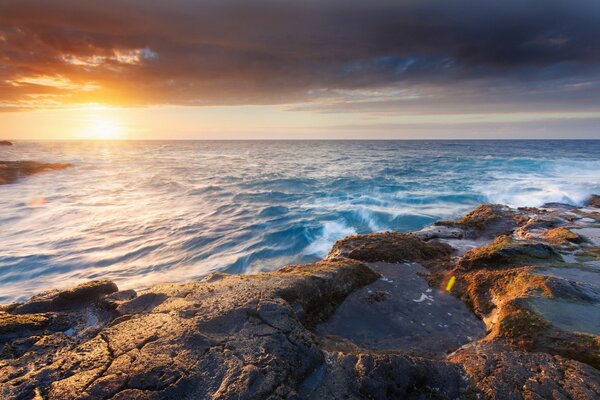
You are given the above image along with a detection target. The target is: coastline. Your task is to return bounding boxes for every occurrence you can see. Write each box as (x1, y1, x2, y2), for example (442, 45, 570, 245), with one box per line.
(0, 161, 72, 185)
(1, 196, 599, 398)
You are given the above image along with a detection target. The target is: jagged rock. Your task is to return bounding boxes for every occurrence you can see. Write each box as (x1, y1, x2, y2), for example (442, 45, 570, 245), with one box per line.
(451, 341, 600, 400)
(586, 195, 600, 208)
(2, 200, 600, 399)
(0, 161, 72, 185)
(326, 232, 453, 264)
(436, 204, 525, 238)
(542, 227, 582, 245)
(305, 351, 476, 399)
(455, 261, 600, 369)
(414, 224, 464, 240)
(0, 141, 12, 146)
(13, 280, 118, 314)
(456, 235, 559, 271)
(0, 259, 379, 399)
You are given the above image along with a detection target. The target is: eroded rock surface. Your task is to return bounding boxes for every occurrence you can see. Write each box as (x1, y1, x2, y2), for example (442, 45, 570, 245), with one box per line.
(2, 198, 600, 399)
(326, 232, 452, 265)
(451, 342, 600, 400)
(317, 262, 485, 355)
(0, 161, 72, 185)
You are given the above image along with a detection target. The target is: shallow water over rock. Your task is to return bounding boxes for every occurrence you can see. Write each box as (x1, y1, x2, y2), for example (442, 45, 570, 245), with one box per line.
(529, 298, 600, 336)
(572, 227, 600, 246)
(535, 266, 600, 286)
(316, 262, 485, 355)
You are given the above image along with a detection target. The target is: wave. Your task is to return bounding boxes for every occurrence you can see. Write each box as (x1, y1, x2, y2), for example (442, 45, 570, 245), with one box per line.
(2, 140, 600, 302)
(477, 159, 600, 207)
(303, 221, 356, 257)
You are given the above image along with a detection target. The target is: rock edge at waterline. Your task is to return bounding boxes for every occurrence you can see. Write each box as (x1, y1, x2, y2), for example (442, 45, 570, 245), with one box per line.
(1, 197, 600, 399)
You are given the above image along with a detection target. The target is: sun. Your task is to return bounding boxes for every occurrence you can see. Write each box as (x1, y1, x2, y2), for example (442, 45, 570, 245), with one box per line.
(82, 114, 124, 140)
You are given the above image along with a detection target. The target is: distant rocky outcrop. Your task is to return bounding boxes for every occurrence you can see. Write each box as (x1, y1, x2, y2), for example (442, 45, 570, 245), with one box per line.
(1, 198, 600, 399)
(0, 161, 72, 185)
(0, 141, 12, 146)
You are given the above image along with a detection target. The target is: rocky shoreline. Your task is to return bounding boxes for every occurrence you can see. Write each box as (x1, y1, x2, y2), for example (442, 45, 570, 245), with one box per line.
(1, 197, 600, 399)
(0, 161, 72, 185)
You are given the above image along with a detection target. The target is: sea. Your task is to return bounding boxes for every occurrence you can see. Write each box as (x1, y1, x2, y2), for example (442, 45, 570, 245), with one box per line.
(1, 140, 599, 302)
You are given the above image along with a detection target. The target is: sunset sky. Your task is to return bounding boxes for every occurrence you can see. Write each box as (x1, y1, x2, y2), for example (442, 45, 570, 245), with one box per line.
(1, 0, 599, 139)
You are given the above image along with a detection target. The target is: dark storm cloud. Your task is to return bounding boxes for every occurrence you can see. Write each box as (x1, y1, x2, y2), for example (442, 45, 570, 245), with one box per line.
(1, 0, 599, 111)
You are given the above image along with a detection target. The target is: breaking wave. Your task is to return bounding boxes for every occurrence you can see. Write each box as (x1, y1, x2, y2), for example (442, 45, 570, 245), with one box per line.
(1, 140, 599, 301)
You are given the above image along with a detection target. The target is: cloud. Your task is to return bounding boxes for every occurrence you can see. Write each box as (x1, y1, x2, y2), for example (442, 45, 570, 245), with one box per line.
(0, 0, 599, 113)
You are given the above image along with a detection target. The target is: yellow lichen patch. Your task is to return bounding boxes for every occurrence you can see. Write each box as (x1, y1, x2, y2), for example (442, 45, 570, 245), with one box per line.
(542, 227, 580, 246)
(456, 234, 559, 271)
(459, 267, 550, 317)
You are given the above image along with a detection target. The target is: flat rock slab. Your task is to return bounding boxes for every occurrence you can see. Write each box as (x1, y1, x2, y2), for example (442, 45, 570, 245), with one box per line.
(317, 262, 485, 355)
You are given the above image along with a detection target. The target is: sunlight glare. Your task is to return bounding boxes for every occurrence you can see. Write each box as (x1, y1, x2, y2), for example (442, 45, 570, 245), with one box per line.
(82, 113, 124, 140)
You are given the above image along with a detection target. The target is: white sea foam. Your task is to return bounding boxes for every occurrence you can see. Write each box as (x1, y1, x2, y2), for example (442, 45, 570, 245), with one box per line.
(2, 141, 599, 302)
(303, 221, 356, 257)
(477, 159, 600, 207)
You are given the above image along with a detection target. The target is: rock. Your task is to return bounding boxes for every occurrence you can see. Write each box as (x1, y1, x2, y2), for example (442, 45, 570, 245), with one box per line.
(0, 161, 72, 185)
(0, 141, 12, 146)
(436, 204, 524, 238)
(326, 232, 453, 264)
(451, 341, 600, 400)
(0, 259, 379, 399)
(585, 195, 600, 208)
(456, 234, 559, 271)
(414, 224, 464, 240)
(542, 227, 582, 245)
(317, 262, 485, 355)
(0, 313, 49, 335)
(305, 351, 476, 399)
(2, 201, 600, 398)
(456, 260, 600, 369)
(13, 280, 118, 314)
(541, 202, 577, 209)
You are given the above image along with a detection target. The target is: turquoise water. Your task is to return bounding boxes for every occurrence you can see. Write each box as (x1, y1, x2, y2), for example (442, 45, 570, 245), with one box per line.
(1, 140, 599, 301)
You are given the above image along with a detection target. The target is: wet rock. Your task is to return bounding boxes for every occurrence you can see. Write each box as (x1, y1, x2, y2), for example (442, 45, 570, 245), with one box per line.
(0, 161, 72, 185)
(451, 341, 600, 400)
(456, 235, 559, 271)
(317, 262, 485, 355)
(414, 224, 464, 240)
(326, 232, 453, 264)
(13, 280, 118, 314)
(305, 351, 476, 399)
(585, 195, 600, 208)
(541, 202, 577, 209)
(542, 227, 582, 246)
(436, 204, 524, 238)
(456, 262, 600, 369)
(104, 289, 137, 303)
(2, 201, 600, 399)
(0, 313, 49, 335)
(572, 227, 600, 246)
(0, 259, 378, 399)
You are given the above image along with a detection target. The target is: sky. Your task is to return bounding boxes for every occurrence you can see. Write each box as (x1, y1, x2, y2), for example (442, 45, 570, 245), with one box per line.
(1, 0, 599, 140)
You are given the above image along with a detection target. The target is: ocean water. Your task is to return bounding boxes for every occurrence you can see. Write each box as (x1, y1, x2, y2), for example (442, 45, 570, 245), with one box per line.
(1, 140, 599, 302)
